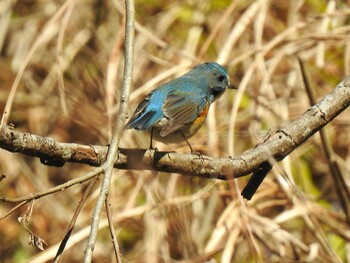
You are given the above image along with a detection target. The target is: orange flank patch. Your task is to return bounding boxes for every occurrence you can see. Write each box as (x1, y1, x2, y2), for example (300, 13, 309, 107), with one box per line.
(193, 101, 210, 126)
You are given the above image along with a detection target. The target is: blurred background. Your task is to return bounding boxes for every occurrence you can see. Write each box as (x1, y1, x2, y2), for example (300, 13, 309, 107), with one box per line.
(1, 0, 350, 262)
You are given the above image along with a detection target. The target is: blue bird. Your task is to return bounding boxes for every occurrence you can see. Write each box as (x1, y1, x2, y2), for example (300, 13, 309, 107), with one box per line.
(124, 62, 236, 152)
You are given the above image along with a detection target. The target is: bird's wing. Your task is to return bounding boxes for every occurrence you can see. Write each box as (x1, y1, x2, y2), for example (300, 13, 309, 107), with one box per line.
(160, 89, 208, 136)
(124, 91, 163, 130)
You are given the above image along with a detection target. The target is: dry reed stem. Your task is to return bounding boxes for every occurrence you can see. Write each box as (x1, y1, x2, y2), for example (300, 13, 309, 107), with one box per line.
(1, 2, 350, 262)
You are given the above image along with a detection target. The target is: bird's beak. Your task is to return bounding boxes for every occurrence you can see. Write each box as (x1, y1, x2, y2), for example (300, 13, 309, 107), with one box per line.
(227, 78, 238, 89)
(228, 83, 238, 89)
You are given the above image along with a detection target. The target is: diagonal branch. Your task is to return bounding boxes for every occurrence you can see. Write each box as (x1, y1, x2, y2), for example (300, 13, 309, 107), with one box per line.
(1, 75, 350, 181)
(83, 0, 135, 262)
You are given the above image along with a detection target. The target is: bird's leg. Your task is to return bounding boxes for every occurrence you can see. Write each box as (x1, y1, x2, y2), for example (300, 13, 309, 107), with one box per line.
(149, 127, 154, 149)
(180, 131, 194, 154)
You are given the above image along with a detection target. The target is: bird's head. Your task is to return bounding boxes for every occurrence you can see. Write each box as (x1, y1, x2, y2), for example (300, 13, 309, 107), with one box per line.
(191, 62, 237, 101)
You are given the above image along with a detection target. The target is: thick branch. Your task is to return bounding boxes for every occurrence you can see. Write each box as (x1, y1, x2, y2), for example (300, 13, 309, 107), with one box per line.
(0, 76, 350, 179)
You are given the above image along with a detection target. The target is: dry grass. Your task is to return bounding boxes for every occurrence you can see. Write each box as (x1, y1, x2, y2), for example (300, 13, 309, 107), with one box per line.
(1, 0, 350, 262)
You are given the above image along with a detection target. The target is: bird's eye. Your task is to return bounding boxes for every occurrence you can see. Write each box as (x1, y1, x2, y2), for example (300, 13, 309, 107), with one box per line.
(217, 74, 226, 82)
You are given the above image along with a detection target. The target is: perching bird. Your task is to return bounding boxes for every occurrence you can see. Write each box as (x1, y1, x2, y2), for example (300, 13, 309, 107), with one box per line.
(124, 62, 235, 152)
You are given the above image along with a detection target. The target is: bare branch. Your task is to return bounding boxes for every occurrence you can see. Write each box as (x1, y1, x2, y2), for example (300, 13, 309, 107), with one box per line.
(1, 76, 350, 181)
(0, 168, 103, 204)
(53, 175, 100, 262)
(105, 195, 122, 263)
(83, 0, 135, 262)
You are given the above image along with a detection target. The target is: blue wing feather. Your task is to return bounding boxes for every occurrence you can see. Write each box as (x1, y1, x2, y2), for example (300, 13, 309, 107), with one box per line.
(124, 89, 166, 130)
(125, 75, 208, 133)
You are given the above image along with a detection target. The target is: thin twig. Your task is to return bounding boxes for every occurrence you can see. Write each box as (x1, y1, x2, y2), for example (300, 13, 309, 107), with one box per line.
(105, 195, 122, 262)
(83, 0, 135, 262)
(0, 168, 103, 204)
(0, 169, 103, 221)
(0, 200, 27, 221)
(53, 175, 100, 263)
(298, 57, 350, 225)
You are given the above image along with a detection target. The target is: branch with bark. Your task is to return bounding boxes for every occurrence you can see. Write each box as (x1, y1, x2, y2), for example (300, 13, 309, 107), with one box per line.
(1, 74, 350, 183)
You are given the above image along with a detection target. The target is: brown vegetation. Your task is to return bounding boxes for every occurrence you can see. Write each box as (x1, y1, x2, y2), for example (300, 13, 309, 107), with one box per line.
(1, 1, 350, 262)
